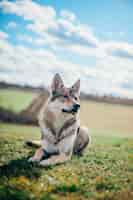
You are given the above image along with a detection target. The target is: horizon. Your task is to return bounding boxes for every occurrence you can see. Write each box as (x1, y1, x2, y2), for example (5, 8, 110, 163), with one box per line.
(0, 0, 133, 98)
(1, 80, 133, 101)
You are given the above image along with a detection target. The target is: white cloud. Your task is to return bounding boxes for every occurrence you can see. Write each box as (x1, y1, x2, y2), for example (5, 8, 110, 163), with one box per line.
(0, 0, 56, 30)
(0, 0, 133, 98)
(17, 34, 33, 43)
(0, 30, 8, 39)
(0, 36, 133, 98)
(103, 41, 133, 59)
(7, 21, 17, 28)
(0, 0, 98, 49)
(60, 10, 76, 21)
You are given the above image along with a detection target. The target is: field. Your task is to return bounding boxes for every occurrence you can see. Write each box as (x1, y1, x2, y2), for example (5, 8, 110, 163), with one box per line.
(0, 89, 35, 113)
(80, 101, 133, 138)
(0, 89, 133, 200)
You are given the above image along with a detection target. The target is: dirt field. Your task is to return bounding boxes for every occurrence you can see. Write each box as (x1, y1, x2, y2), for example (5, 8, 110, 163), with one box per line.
(80, 100, 133, 138)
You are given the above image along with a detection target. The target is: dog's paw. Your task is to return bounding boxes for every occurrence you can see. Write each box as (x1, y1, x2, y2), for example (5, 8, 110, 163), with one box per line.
(28, 156, 40, 163)
(39, 160, 49, 167)
(28, 157, 34, 162)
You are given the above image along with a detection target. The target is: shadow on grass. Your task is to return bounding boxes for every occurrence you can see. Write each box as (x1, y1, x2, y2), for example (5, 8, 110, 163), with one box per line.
(0, 156, 42, 179)
(39, 184, 81, 200)
(53, 184, 80, 193)
(0, 185, 35, 200)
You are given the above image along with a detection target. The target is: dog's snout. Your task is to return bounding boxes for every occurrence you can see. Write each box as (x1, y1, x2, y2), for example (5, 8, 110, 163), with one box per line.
(74, 104, 80, 109)
(73, 103, 80, 112)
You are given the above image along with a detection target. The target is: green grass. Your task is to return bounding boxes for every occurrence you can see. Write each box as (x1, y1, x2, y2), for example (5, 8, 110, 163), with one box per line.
(0, 89, 35, 113)
(0, 89, 133, 199)
(0, 123, 133, 200)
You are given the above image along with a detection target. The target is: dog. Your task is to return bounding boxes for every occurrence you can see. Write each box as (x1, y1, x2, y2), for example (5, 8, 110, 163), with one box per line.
(28, 73, 90, 166)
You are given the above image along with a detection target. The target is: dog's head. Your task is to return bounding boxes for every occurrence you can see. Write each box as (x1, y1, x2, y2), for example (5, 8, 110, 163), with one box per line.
(49, 73, 80, 116)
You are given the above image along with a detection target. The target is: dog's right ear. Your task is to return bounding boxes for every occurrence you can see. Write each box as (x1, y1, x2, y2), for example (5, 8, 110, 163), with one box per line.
(51, 73, 64, 95)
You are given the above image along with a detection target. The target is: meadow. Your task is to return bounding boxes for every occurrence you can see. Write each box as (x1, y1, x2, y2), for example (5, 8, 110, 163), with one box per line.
(0, 89, 133, 200)
(0, 89, 35, 113)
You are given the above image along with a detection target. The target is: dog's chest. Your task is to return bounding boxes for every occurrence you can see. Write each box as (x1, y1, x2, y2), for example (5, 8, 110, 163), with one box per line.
(53, 113, 70, 134)
(44, 100, 76, 137)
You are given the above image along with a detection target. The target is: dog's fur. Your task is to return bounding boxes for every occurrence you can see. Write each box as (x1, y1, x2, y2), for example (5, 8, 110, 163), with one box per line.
(28, 74, 90, 166)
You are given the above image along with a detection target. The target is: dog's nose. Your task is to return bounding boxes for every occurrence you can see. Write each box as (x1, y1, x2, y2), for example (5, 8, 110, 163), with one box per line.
(74, 104, 80, 109)
(73, 104, 80, 112)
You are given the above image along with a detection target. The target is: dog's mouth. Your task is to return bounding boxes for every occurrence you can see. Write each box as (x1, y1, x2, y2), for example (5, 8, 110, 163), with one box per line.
(62, 108, 76, 115)
(62, 104, 80, 115)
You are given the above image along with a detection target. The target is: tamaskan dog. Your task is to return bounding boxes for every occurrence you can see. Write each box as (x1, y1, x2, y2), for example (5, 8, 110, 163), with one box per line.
(28, 73, 91, 166)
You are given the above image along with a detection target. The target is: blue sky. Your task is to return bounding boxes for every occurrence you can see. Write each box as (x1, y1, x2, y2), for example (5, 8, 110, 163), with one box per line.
(0, 0, 133, 98)
(42, 0, 133, 42)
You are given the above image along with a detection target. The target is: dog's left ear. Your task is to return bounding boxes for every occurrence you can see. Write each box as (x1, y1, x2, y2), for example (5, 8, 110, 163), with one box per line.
(51, 73, 64, 95)
(71, 79, 80, 95)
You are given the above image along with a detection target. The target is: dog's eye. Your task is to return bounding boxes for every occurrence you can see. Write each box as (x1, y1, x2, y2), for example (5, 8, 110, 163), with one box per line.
(74, 96, 78, 100)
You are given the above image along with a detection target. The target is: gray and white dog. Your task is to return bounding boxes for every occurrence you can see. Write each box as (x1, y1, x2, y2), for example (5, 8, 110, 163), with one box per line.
(28, 73, 90, 166)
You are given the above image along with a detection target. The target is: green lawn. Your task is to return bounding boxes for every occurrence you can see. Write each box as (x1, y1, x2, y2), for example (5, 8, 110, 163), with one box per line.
(0, 123, 133, 200)
(0, 89, 36, 113)
(0, 89, 133, 199)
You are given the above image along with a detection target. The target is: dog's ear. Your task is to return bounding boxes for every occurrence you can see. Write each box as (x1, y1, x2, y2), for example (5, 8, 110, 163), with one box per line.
(71, 79, 80, 95)
(51, 73, 64, 95)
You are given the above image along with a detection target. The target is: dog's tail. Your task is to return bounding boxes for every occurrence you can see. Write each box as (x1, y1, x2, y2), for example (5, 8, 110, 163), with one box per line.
(25, 140, 41, 148)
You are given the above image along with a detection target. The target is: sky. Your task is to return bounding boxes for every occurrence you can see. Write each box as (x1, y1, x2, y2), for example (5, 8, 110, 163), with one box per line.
(0, 0, 133, 98)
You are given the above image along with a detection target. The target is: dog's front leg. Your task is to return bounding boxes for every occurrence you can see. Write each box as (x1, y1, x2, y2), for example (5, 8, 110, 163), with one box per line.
(39, 153, 71, 167)
(28, 147, 44, 162)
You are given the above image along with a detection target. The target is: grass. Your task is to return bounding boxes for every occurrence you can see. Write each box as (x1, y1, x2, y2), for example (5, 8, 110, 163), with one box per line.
(0, 88, 133, 136)
(0, 89, 35, 113)
(0, 123, 133, 200)
(0, 88, 133, 199)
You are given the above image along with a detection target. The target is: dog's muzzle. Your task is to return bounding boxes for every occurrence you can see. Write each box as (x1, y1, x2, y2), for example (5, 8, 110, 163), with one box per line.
(62, 103, 80, 114)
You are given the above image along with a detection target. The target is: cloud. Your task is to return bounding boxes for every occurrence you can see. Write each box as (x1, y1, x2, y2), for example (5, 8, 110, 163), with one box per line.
(0, 0, 56, 30)
(0, 35, 133, 99)
(48, 20, 98, 48)
(0, 30, 8, 39)
(60, 10, 76, 21)
(17, 34, 33, 43)
(103, 41, 133, 60)
(0, 0, 98, 49)
(0, 37, 81, 86)
(0, 1, 131, 59)
(121, 81, 133, 90)
(7, 21, 17, 28)
(0, 1, 133, 98)
(112, 49, 133, 60)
